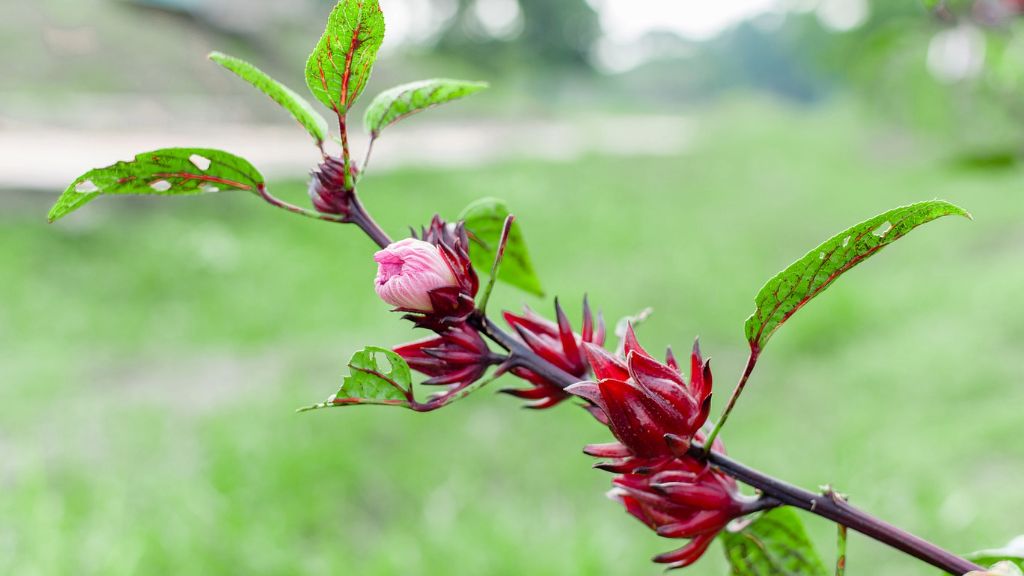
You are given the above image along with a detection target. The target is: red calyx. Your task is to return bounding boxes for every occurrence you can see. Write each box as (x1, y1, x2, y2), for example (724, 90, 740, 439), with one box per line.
(569, 326, 740, 570)
(309, 157, 354, 216)
(569, 326, 712, 457)
(501, 297, 606, 409)
(394, 322, 495, 390)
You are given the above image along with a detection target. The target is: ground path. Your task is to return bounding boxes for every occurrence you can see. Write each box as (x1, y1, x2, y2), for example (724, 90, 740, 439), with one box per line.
(0, 115, 693, 190)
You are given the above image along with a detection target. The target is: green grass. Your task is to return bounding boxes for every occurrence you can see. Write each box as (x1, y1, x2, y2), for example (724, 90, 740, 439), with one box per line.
(3, 100, 1023, 575)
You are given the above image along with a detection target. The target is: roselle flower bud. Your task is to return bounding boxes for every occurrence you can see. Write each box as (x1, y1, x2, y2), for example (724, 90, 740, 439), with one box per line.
(308, 157, 353, 216)
(374, 238, 459, 313)
(609, 457, 746, 569)
(377, 215, 480, 331)
(567, 326, 712, 458)
(394, 322, 495, 389)
(502, 297, 606, 409)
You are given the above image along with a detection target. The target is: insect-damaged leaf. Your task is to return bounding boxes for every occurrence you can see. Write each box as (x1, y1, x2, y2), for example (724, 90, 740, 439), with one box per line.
(722, 507, 828, 575)
(209, 51, 329, 145)
(363, 78, 488, 138)
(460, 198, 544, 298)
(745, 200, 970, 352)
(49, 148, 264, 222)
(305, 0, 385, 115)
(298, 347, 412, 411)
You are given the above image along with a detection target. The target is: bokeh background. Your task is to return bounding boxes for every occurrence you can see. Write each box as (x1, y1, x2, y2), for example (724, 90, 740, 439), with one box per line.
(3, 0, 1023, 574)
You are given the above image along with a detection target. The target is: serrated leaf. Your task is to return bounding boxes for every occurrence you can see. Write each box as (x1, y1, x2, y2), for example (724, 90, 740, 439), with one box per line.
(305, 0, 385, 115)
(722, 507, 828, 576)
(209, 51, 329, 145)
(299, 347, 412, 411)
(961, 537, 1024, 574)
(363, 78, 488, 137)
(460, 198, 544, 297)
(745, 200, 970, 351)
(49, 148, 264, 222)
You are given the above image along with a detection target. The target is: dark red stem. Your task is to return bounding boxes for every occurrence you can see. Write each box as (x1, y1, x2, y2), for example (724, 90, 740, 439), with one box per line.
(469, 313, 979, 574)
(690, 441, 982, 575)
(341, 197, 979, 574)
(348, 194, 392, 248)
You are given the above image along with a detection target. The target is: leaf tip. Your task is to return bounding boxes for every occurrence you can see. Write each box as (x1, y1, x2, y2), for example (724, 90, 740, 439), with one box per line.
(47, 205, 65, 223)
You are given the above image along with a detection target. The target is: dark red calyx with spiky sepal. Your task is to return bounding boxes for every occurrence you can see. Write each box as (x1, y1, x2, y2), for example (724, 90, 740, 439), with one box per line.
(611, 452, 745, 569)
(568, 326, 712, 457)
(501, 297, 606, 409)
(394, 322, 496, 390)
(309, 157, 354, 216)
(568, 327, 739, 570)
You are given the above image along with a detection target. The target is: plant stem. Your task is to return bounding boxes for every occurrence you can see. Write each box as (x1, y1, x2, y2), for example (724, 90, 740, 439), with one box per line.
(258, 185, 392, 248)
(469, 314, 581, 388)
(477, 215, 515, 315)
(257, 185, 346, 223)
(349, 194, 392, 248)
(703, 345, 760, 453)
(689, 441, 981, 575)
(359, 136, 377, 182)
(470, 315, 979, 573)
(342, 187, 978, 575)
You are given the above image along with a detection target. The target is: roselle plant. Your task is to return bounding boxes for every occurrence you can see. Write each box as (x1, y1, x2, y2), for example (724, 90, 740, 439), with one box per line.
(48, 1, 1024, 574)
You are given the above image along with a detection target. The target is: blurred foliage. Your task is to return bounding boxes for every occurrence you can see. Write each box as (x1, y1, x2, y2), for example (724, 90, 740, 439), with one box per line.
(799, 1, 1024, 163)
(433, 0, 600, 70)
(4, 100, 1024, 575)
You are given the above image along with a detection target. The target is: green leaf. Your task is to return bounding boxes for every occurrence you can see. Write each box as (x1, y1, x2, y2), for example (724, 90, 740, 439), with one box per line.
(722, 507, 828, 575)
(209, 51, 329, 145)
(745, 200, 970, 351)
(962, 537, 1024, 574)
(460, 198, 544, 297)
(298, 347, 412, 412)
(49, 148, 264, 222)
(363, 78, 488, 137)
(304, 0, 385, 115)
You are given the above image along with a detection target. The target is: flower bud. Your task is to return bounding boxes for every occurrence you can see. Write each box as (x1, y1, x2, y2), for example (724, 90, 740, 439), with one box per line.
(308, 157, 353, 216)
(374, 238, 458, 313)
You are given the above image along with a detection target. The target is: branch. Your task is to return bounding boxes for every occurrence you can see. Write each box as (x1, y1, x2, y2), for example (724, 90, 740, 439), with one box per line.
(338, 174, 979, 576)
(689, 441, 982, 575)
(468, 313, 580, 388)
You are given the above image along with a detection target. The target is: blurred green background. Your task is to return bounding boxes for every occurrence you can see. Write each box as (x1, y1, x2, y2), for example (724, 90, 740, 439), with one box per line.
(2, 1, 1023, 574)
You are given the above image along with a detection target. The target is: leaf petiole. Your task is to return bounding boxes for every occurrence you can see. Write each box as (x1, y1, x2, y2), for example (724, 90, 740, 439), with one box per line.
(477, 214, 515, 314)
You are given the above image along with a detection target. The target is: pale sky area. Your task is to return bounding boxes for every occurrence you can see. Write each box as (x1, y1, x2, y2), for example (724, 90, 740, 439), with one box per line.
(383, 0, 791, 44)
(382, 0, 869, 68)
(590, 0, 780, 42)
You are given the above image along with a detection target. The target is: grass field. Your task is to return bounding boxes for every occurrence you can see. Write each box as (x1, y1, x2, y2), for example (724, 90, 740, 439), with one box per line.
(3, 100, 1023, 575)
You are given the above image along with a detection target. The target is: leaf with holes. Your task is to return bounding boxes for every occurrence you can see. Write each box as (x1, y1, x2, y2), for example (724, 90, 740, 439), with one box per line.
(49, 148, 264, 222)
(298, 347, 412, 411)
(305, 0, 385, 115)
(364, 78, 488, 138)
(745, 200, 970, 352)
(209, 51, 329, 145)
(722, 507, 828, 575)
(460, 198, 544, 297)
